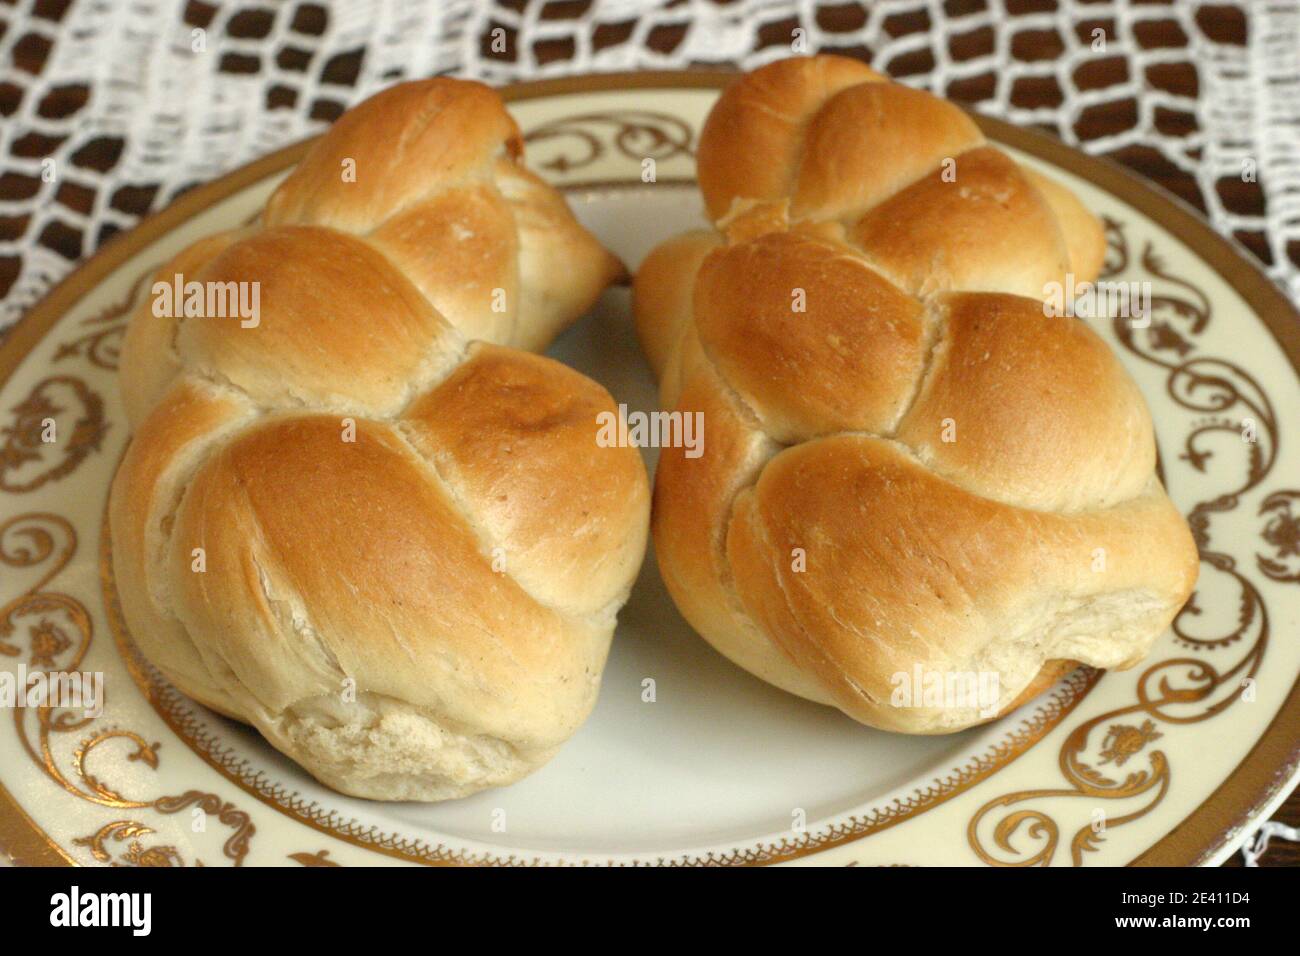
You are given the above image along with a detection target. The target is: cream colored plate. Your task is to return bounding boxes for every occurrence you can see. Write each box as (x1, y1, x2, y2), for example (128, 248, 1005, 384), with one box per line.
(2, 72, 1298, 867)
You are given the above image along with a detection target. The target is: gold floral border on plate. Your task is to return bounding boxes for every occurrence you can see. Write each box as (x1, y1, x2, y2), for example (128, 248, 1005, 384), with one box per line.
(0, 70, 1297, 867)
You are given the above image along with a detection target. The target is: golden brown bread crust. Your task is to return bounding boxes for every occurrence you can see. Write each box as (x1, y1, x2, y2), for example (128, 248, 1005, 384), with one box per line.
(368, 179, 520, 346)
(695, 55, 885, 221)
(683, 53, 1104, 272)
(724, 438, 1195, 732)
(176, 225, 453, 416)
(168, 414, 617, 748)
(633, 230, 721, 378)
(694, 227, 927, 442)
(401, 344, 648, 617)
(118, 230, 247, 427)
(895, 292, 1156, 512)
(636, 56, 1198, 733)
(650, 363, 830, 704)
(1023, 169, 1109, 284)
(262, 78, 519, 231)
(124, 78, 624, 430)
(851, 147, 1072, 298)
(109, 379, 256, 721)
(111, 78, 648, 800)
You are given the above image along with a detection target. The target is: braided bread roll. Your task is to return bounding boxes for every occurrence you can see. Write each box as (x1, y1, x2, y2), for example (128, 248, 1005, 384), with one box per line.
(110, 79, 649, 800)
(635, 56, 1198, 732)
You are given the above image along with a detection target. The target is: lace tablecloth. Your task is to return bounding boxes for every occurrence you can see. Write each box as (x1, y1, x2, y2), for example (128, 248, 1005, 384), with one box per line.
(0, 0, 1297, 865)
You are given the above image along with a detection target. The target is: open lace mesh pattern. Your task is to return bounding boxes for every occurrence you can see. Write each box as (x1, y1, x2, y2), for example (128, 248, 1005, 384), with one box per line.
(0, 0, 1296, 331)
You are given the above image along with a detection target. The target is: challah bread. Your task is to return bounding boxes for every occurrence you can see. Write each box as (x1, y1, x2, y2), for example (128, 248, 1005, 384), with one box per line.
(110, 78, 649, 800)
(635, 56, 1198, 732)
(119, 78, 623, 428)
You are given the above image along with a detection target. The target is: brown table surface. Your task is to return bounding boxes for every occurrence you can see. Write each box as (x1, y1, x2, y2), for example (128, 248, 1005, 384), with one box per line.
(1, 2, 1296, 866)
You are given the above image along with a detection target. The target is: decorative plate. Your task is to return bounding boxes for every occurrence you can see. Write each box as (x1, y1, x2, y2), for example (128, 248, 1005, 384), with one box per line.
(1, 72, 1298, 868)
